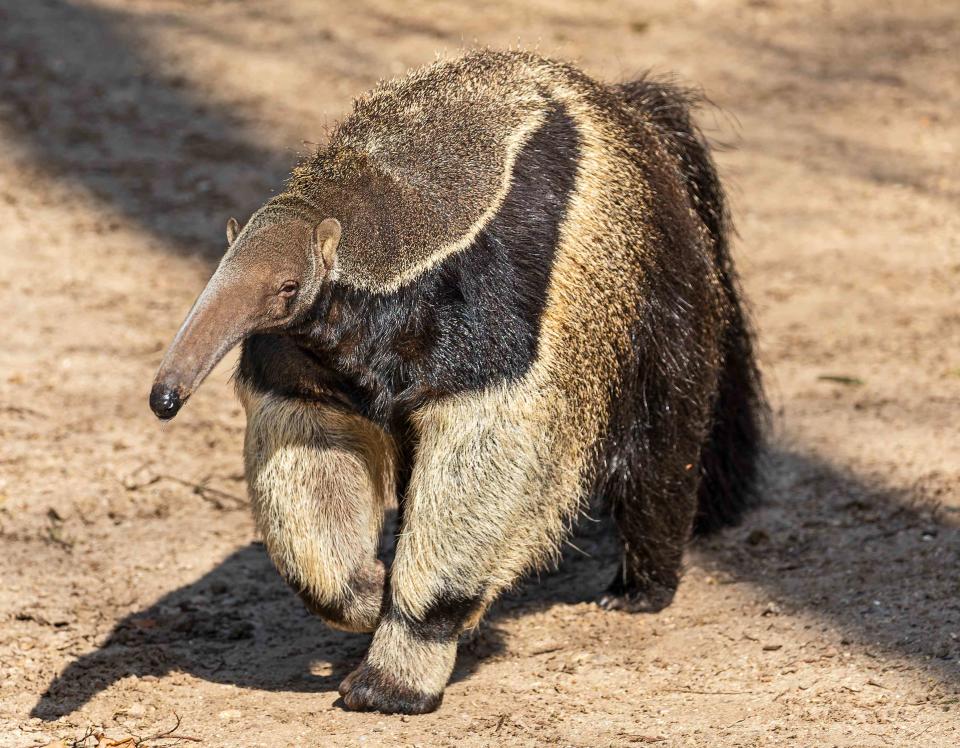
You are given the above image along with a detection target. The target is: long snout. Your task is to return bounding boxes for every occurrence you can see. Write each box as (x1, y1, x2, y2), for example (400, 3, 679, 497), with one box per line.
(149, 269, 256, 421)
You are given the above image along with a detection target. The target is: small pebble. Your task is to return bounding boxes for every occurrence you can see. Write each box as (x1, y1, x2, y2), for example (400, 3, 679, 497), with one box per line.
(126, 703, 146, 718)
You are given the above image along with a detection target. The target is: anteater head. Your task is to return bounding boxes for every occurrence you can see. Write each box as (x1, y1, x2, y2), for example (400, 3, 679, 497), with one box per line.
(149, 212, 341, 420)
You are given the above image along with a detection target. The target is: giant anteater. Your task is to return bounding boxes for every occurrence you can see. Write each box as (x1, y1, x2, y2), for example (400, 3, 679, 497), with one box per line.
(150, 50, 764, 714)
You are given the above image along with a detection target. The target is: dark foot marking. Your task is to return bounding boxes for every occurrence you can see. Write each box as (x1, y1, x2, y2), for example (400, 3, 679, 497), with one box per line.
(337, 662, 441, 715)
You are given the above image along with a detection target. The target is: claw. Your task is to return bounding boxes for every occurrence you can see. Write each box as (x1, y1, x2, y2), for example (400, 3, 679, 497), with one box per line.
(338, 662, 442, 714)
(597, 586, 675, 613)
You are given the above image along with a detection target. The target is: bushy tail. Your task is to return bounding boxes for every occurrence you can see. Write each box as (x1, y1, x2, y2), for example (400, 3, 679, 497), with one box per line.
(614, 75, 767, 534)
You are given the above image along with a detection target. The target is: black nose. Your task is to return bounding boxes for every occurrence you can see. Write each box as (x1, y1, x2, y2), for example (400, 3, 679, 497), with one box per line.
(150, 384, 183, 420)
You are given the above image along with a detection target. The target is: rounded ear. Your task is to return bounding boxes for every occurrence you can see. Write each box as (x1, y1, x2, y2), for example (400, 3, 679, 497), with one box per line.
(226, 217, 241, 244)
(311, 218, 342, 273)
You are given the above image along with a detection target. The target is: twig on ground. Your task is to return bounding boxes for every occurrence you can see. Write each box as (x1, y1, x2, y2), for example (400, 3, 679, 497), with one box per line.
(910, 723, 933, 741)
(156, 475, 247, 510)
(665, 688, 755, 695)
(134, 712, 203, 746)
(69, 727, 97, 748)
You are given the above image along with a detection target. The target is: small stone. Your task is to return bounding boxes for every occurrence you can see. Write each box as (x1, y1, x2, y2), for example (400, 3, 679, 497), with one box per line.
(762, 602, 782, 616)
(218, 709, 242, 720)
(126, 703, 146, 718)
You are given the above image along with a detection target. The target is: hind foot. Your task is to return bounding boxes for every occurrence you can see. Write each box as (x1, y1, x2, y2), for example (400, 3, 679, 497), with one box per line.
(598, 569, 676, 613)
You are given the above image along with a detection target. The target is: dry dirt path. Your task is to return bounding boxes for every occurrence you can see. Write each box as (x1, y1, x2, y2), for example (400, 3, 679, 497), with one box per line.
(1, 1, 958, 745)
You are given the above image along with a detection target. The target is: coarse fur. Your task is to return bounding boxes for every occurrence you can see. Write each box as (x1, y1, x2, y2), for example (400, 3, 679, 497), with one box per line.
(612, 76, 765, 537)
(218, 50, 765, 713)
(238, 375, 396, 633)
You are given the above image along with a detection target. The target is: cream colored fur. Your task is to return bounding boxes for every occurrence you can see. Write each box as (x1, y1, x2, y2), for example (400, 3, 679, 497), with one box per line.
(238, 381, 396, 633)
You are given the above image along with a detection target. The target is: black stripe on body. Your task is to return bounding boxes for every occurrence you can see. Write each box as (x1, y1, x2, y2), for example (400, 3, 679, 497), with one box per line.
(237, 101, 581, 432)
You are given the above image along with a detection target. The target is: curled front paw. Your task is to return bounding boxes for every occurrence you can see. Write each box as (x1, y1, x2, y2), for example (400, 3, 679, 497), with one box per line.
(338, 662, 442, 714)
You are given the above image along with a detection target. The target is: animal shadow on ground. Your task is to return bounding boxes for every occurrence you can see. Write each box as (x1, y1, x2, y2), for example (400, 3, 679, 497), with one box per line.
(31, 447, 960, 719)
(30, 510, 510, 720)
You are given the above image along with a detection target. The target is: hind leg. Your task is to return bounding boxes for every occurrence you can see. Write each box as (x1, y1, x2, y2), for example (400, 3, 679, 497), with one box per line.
(599, 463, 701, 613)
(241, 387, 396, 633)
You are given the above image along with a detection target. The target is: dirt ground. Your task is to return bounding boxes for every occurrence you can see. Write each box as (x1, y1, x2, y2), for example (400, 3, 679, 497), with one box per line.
(1, 0, 958, 745)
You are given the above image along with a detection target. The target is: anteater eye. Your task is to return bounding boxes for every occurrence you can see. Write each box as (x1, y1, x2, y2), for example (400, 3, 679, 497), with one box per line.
(278, 281, 299, 298)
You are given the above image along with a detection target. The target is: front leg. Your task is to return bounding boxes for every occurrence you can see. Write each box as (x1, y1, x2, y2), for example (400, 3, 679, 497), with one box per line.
(337, 613, 463, 713)
(340, 388, 585, 712)
(241, 385, 396, 633)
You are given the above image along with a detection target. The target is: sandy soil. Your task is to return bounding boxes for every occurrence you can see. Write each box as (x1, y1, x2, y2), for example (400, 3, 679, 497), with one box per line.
(1, 0, 958, 745)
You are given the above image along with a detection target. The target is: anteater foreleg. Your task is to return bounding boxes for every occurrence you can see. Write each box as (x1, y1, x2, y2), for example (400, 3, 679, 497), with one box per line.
(339, 390, 578, 713)
(241, 389, 396, 633)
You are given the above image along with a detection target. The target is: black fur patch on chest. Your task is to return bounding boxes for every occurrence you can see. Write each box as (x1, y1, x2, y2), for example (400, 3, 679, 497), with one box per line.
(237, 334, 364, 410)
